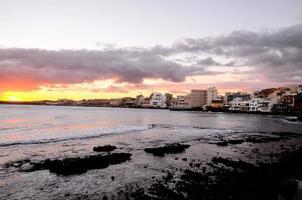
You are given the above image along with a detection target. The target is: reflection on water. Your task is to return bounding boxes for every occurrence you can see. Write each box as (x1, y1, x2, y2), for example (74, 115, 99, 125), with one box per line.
(0, 105, 301, 146)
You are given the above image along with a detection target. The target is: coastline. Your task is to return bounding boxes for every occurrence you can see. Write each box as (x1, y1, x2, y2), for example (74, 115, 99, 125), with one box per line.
(0, 102, 301, 118)
(2, 130, 302, 200)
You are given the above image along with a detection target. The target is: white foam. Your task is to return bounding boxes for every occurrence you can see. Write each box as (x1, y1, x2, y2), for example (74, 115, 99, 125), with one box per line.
(0, 124, 153, 147)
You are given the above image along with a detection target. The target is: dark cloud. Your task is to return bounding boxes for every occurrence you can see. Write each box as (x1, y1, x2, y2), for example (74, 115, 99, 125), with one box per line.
(0, 24, 301, 92)
(0, 48, 210, 91)
(173, 24, 302, 83)
(197, 57, 222, 66)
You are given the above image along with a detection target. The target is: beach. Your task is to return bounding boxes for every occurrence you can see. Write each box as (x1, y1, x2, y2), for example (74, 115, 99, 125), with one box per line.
(1, 105, 302, 200)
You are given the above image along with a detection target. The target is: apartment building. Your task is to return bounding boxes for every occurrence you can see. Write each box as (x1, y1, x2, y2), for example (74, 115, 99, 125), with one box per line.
(187, 90, 207, 108)
(207, 87, 218, 106)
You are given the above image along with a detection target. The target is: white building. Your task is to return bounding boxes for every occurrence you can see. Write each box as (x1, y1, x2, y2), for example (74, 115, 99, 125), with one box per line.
(249, 98, 273, 112)
(229, 97, 242, 111)
(229, 98, 250, 112)
(258, 99, 272, 112)
(229, 97, 274, 113)
(249, 98, 261, 112)
(207, 87, 218, 106)
(239, 101, 250, 112)
(150, 92, 167, 108)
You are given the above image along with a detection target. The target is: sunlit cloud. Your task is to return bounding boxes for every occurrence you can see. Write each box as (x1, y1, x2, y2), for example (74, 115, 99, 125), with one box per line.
(0, 24, 301, 100)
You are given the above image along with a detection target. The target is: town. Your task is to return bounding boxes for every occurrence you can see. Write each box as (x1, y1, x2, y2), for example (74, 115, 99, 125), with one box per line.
(2, 85, 302, 116)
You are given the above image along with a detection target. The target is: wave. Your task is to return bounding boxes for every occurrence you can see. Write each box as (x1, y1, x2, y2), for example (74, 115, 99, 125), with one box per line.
(281, 117, 302, 124)
(151, 124, 302, 135)
(0, 127, 22, 131)
(150, 124, 248, 132)
(1, 123, 300, 148)
(0, 125, 153, 148)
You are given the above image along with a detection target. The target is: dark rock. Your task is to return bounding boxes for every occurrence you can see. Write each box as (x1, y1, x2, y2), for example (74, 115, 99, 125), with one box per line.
(194, 163, 201, 168)
(216, 141, 229, 146)
(111, 176, 115, 181)
(217, 139, 245, 146)
(50, 153, 131, 175)
(7, 153, 131, 176)
(5, 159, 31, 168)
(271, 132, 301, 138)
(93, 145, 117, 152)
(144, 143, 190, 157)
(164, 172, 173, 182)
(216, 133, 301, 146)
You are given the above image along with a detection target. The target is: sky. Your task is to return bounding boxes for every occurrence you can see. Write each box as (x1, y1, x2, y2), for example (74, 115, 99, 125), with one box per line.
(0, 0, 302, 101)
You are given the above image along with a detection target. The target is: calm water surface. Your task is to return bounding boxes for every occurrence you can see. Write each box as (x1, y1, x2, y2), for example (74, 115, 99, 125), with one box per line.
(0, 105, 301, 147)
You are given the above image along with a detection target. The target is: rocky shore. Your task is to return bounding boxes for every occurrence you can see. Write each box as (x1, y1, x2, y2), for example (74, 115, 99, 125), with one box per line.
(116, 145, 302, 200)
(4, 138, 302, 199)
(3, 134, 302, 200)
(144, 143, 190, 157)
(6, 149, 131, 176)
